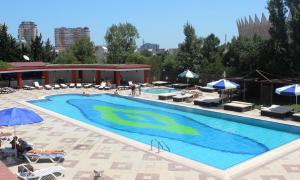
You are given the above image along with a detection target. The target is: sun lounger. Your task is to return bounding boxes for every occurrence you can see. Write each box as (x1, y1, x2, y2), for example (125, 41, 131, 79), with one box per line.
(224, 101, 255, 112)
(0, 88, 9, 94)
(23, 85, 35, 90)
(53, 84, 60, 89)
(172, 93, 193, 102)
(17, 164, 65, 180)
(128, 81, 133, 86)
(158, 93, 177, 100)
(261, 105, 293, 119)
(24, 150, 65, 163)
(69, 83, 75, 88)
(34, 82, 43, 89)
(44, 85, 53, 90)
(60, 83, 68, 89)
(98, 82, 106, 90)
(76, 83, 82, 88)
(197, 86, 215, 92)
(292, 113, 300, 122)
(194, 97, 222, 107)
(83, 83, 92, 88)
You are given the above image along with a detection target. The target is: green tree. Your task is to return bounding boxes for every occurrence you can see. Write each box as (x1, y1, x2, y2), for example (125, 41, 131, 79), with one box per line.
(54, 38, 97, 64)
(30, 34, 44, 61)
(0, 24, 22, 61)
(177, 23, 202, 71)
(267, 0, 290, 75)
(105, 23, 139, 64)
(201, 34, 220, 62)
(43, 39, 56, 63)
(286, 0, 300, 75)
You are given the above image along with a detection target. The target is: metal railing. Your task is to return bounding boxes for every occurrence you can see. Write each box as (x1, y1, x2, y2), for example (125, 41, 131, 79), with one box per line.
(150, 139, 170, 153)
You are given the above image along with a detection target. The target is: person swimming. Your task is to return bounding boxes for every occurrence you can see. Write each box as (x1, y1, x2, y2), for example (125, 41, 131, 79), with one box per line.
(82, 92, 90, 96)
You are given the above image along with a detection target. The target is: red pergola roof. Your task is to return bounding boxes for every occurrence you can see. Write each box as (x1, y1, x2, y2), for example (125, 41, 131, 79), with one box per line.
(0, 62, 151, 73)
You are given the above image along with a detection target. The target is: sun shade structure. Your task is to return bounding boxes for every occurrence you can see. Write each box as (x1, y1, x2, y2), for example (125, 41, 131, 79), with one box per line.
(178, 70, 199, 79)
(178, 70, 199, 84)
(0, 107, 43, 126)
(207, 79, 240, 90)
(275, 84, 300, 104)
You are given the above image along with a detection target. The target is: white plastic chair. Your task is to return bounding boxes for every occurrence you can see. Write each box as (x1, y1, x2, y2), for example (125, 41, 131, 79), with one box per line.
(17, 165, 65, 180)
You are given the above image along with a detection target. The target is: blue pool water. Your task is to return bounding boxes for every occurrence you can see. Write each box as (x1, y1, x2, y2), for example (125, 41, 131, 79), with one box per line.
(28, 94, 300, 169)
(142, 87, 178, 94)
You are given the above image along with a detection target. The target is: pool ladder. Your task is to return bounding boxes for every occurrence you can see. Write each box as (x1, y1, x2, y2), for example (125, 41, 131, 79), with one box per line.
(150, 139, 170, 153)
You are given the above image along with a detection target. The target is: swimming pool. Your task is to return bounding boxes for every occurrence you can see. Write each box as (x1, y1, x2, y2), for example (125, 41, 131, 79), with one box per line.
(142, 87, 178, 94)
(28, 94, 300, 169)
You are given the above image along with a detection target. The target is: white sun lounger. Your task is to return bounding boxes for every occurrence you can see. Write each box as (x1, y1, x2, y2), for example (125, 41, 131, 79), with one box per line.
(76, 83, 82, 88)
(23, 85, 35, 90)
(44, 85, 53, 90)
(98, 82, 106, 90)
(69, 83, 75, 88)
(24, 150, 65, 163)
(34, 82, 43, 89)
(54, 84, 60, 89)
(17, 164, 65, 180)
(83, 83, 92, 88)
(60, 83, 68, 89)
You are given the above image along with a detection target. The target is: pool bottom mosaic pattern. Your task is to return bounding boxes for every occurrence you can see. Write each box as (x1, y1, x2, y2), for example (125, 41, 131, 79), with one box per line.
(28, 94, 300, 169)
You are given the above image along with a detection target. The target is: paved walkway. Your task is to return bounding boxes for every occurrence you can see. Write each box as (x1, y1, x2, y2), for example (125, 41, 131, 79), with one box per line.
(0, 88, 300, 180)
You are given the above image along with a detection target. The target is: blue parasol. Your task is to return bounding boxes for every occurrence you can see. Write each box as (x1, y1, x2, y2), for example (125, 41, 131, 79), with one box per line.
(0, 107, 43, 126)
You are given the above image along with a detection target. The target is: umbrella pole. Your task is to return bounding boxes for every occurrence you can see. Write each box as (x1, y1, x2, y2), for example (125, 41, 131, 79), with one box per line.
(296, 96, 298, 105)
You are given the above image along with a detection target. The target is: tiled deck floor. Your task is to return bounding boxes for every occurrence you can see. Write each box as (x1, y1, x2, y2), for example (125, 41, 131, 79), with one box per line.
(0, 88, 300, 180)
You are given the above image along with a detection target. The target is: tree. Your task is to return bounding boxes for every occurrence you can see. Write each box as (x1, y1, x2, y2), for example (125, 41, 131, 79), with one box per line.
(176, 23, 202, 71)
(201, 34, 220, 61)
(43, 39, 56, 63)
(54, 38, 97, 64)
(105, 23, 139, 64)
(286, 0, 300, 75)
(0, 24, 22, 62)
(30, 34, 44, 61)
(267, 0, 291, 75)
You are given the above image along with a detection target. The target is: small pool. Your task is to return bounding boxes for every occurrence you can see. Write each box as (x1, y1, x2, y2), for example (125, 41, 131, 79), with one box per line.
(142, 87, 178, 94)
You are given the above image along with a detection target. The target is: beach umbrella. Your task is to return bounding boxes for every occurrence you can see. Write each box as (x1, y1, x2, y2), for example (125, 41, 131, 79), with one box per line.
(0, 107, 43, 135)
(207, 79, 240, 90)
(207, 79, 240, 103)
(275, 84, 300, 104)
(178, 70, 199, 84)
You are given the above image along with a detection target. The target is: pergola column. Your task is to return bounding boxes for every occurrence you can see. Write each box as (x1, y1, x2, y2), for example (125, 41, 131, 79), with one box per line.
(95, 70, 101, 84)
(16, 72, 23, 89)
(114, 71, 121, 86)
(71, 70, 77, 83)
(144, 70, 150, 83)
(43, 71, 49, 85)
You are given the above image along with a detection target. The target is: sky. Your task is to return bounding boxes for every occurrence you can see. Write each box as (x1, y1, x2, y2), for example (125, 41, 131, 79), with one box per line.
(0, 0, 269, 48)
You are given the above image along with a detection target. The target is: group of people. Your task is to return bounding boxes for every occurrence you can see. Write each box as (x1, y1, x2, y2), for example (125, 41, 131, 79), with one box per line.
(10, 136, 33, 158)
(130, 84, 142, 96)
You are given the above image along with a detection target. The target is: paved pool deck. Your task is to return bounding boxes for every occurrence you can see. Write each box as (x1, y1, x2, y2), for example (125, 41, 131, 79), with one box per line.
(1, 88, 300, 180)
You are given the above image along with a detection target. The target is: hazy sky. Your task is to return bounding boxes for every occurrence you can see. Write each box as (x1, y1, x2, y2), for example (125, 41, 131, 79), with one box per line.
(0, 0, 269, 48)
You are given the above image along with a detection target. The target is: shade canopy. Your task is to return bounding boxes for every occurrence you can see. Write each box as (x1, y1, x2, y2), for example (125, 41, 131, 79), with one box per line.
(0, 107, 43, 126)
(207, 79, 240, 90)
(275, 84, 300, 104)
(178, 70, 199, 79)
(275, 84, 300, 96)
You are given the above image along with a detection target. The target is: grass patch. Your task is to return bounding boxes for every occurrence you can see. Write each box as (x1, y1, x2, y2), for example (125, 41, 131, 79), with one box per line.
(290, 104, 300, 112)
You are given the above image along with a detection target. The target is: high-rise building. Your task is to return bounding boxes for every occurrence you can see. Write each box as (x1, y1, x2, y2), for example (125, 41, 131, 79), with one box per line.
(18, 21, 38, 45)
(55, 27, 90, 52)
